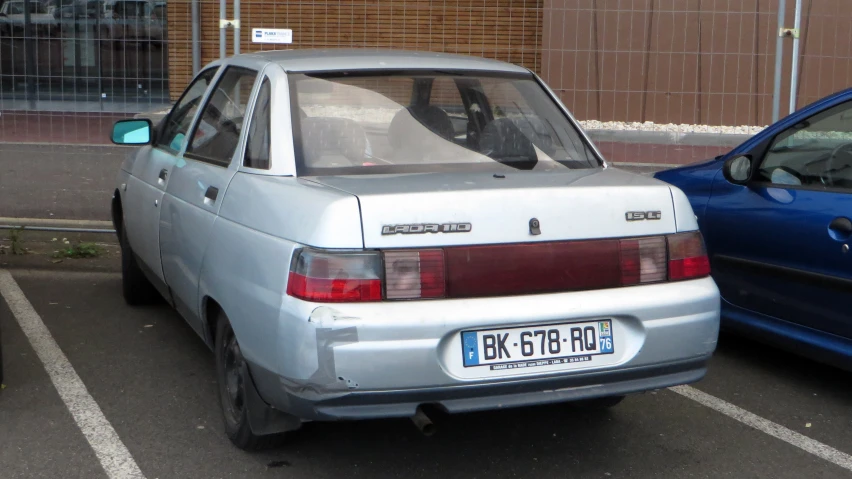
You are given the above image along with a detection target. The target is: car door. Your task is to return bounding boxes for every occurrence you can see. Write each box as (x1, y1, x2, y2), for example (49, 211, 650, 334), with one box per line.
(705, 99, 852, 339)
(159, 65, 260, 331)
(122, 67, 218, 289)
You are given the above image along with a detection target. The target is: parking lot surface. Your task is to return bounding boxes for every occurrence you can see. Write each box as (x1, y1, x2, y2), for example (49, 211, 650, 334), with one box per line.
(1, 268, 851, 478)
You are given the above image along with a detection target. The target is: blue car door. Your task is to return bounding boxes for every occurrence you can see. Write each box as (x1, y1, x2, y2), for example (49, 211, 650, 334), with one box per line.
(704, 99, 852, 340)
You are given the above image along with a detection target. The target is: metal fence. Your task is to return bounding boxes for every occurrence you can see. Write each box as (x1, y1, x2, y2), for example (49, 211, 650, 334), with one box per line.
(1, 1, 851, 154)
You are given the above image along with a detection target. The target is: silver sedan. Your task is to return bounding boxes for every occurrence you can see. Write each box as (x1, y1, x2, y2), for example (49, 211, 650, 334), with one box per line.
(110, 49, 720, 450)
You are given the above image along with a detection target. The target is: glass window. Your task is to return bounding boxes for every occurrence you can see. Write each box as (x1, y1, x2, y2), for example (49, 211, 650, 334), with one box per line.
(186, 66, 258, 166)
(244, 78, 271, 169)
(759, 101, 852, 189)
(290, 71, 599, 176)
(156, 67, 218, 153)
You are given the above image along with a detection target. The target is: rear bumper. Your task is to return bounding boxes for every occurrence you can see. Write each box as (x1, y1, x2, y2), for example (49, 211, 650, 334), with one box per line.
(279, 357, 709, 420)
(249, 277, 720, 421)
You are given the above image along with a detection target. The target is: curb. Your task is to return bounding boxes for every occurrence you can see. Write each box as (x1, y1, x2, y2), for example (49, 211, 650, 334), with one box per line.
(0, 217, 113, 229)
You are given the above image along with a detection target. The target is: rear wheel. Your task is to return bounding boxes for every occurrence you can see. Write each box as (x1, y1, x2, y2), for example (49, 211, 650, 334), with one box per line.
(119, 223, 158, 305)
(571, 395, 625, 410)
(215, 312, 279, 450)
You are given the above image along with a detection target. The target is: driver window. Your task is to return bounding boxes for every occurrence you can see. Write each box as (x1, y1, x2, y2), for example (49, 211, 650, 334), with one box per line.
(760, 101, 852, 188)
(186, 67, 258, 166)
(156, 67, 218, 152)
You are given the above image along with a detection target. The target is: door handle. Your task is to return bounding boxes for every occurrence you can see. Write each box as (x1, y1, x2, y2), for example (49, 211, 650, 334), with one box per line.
(204, 186, 219, 203)
(828, 217, 852, 238)
(158, 168, 168, 182)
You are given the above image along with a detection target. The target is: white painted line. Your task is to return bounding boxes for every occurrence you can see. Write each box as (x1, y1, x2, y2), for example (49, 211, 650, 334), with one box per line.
(670, 385, 852, 472)
(0, 270, 146, 479)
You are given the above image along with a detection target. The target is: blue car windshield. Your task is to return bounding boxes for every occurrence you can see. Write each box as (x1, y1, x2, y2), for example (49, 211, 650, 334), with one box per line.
(289, 70, 601, 176)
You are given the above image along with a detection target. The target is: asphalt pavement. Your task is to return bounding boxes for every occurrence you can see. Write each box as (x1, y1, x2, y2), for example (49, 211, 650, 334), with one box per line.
(1, 268, 851, 479)
(0, 144, 129, 221)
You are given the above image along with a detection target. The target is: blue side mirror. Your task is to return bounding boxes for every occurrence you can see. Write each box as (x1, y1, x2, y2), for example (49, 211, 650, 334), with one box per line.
(112, 119, 152, 145)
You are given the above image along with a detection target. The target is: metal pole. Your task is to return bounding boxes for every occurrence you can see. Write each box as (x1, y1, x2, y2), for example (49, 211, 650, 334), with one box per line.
(0, 225, 116, 234)
(789, 0, 803, 114)
(772, 0, 787, 123)
(191, 0, 200, 73)
(219, 0, 226, 58)
(22, 0, 36, 110)
(233, 0, 240, 55)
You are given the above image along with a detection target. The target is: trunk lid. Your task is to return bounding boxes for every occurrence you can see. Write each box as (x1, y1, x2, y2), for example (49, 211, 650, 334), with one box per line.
(309, 168, 677, 249)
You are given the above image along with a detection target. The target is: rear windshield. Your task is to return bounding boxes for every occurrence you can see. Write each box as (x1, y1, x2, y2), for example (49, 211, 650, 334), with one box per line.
(290, 71, 601, 176)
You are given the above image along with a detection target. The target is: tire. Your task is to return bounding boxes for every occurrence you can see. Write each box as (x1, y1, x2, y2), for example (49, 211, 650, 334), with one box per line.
(119, 223, 158, 305)
(215, 312, 279, 451)
(571, 395, 626, 410)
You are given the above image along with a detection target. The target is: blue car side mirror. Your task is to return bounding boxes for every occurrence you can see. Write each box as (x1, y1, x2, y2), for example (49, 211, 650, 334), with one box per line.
(112, 119, 153, 145)
(723, 155, 752, 185)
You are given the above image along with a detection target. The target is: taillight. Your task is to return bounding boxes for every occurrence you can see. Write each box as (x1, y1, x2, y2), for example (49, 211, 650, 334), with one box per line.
(619, 236, 667, 285)
(286, 249, 382, 302)
(667, 231, 711, 281)
(287, 233, 710, 303)
(384, 250, 445, 299)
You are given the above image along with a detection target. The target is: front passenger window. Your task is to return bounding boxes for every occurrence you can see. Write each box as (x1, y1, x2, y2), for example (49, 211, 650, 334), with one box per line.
(759, 101, 852, 189)
(157, 68, 218, 152)
(186, 67, 258, 166)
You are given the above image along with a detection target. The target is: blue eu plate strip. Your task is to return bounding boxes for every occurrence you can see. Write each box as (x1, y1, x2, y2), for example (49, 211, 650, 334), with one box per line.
(462, 331, 480, 366)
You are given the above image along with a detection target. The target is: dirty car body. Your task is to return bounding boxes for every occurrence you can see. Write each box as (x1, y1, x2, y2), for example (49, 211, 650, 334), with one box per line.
(111, 49, 720, 448)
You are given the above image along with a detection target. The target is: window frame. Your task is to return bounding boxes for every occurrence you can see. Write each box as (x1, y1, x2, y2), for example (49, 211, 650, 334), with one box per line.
(751, 99, 852, 194)
(154, 66, 219, 154)
(183, 65, 261, 168)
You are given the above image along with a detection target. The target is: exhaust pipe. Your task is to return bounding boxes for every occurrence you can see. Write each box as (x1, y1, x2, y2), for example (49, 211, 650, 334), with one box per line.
(411, 406, 436, 436)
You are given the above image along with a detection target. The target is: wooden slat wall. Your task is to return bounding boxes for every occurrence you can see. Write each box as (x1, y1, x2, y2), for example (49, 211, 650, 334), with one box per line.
(543, 0, 852, 126)
(168, 0, 543, 101)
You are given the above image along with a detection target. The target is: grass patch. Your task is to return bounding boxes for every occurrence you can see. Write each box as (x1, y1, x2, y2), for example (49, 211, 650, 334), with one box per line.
(53, 242, 102, 259)
(0, 227, 28, 255)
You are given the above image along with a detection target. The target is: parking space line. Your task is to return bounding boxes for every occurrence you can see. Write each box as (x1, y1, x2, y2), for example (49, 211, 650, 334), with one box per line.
(0, 270, 146, 479)
(671, 385, 852, 472)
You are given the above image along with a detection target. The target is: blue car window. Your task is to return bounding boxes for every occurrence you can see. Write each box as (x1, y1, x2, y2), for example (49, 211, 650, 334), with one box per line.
(759, 100, 852, 190)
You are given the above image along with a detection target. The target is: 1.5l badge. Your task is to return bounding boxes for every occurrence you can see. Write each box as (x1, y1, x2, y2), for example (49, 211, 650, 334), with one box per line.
(625, 211, 662, 221)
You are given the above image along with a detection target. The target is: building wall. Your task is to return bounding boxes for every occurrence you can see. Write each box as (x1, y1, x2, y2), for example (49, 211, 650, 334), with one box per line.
(167, 0, 543, 101)
(543, 0, 852, 127)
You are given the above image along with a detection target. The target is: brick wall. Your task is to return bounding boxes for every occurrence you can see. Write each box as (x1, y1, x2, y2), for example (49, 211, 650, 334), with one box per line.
(167, 0, 543, 101)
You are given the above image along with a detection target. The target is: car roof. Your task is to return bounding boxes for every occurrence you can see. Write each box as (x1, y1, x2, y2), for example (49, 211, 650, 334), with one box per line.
(238, 48, 531, 74)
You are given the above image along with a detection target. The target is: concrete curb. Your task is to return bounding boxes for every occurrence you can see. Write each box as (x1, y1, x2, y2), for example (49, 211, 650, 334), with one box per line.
(0, 218, 113, 229)
(586, 129, 752, 148)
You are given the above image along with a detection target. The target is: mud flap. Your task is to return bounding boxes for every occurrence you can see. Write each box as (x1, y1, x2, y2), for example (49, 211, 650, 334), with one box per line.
(241, 362, 302, 436)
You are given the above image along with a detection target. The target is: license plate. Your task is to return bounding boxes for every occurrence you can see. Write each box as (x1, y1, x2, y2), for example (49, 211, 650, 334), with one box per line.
(461, 320, 614, 370)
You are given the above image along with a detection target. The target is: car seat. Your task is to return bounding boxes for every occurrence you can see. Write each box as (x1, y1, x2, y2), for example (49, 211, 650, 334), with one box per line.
(300, 117, 368, 167)
(479, 118, 538, 170)
(387, 105, 455, 154)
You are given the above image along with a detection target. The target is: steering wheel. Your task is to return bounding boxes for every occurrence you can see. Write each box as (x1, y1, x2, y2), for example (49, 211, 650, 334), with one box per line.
(823, 142, 852, 186)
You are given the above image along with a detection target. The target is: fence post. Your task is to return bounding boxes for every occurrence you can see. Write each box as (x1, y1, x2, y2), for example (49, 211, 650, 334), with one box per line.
(772, 0, 787, 123)
(233, 0, 240, 55)
(789, 0, 803, 114)
(192, 0, 200, 74)
(219, 0, 227, 58)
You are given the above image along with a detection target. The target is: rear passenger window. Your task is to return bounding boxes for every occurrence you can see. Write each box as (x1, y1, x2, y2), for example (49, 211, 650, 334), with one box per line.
(244, 79, 271, 169)
(186, 66, 258, 166)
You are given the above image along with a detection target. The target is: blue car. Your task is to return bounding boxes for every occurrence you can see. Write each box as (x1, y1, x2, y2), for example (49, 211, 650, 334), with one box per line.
(655, 88, 852, 371)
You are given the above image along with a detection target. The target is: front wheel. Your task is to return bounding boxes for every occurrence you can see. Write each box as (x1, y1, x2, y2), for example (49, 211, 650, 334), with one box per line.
(215, 312, 280, 450)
